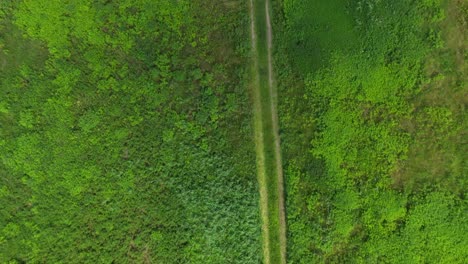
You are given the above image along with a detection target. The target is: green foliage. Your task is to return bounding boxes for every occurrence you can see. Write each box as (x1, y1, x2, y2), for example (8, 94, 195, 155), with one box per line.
(275, 0, 467, 262)
(0, 0, 260, 263)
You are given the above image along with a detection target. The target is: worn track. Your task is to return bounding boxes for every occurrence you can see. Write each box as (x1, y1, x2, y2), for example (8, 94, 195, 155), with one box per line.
(248, 0, 286, 263)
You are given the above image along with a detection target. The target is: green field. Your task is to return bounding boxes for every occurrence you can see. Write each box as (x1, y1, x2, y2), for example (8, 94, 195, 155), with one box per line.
(0, 0, 466, 263)
(275, 0, 467, 262)
(0, 1, 261, 262)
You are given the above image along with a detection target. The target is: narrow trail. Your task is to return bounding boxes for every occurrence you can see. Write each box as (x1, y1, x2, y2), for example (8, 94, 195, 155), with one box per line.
(248, 0, 286, 263)
(249, 0, 271, 261)
(264, 1, 287, 259)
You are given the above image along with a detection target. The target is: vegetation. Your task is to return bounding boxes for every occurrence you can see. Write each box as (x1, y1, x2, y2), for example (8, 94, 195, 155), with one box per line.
(274, 0, 467, 262)
(1, 0, 466, 262)
(250, 0, 286, 263)
(0, 1, 261, 263)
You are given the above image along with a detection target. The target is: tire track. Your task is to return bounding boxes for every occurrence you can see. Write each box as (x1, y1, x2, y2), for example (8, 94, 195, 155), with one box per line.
(248, 0, 286, 262)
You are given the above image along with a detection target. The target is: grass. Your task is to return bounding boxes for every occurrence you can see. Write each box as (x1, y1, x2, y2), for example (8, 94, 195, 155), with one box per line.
(249, 0, 286, 263)
(283, 0, 357, 75)
(0, 20, 47, 74)
(393, 0, 467, 193)
(0, 1, 263, 262)
(275, 0, 467, 262)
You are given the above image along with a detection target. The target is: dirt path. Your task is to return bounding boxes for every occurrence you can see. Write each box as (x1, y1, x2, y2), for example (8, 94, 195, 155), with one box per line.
(249, 0, 271, 262)
(264, 1, 287, 260)
(265, 1, 287, 261)
(248, 0, 286, 263)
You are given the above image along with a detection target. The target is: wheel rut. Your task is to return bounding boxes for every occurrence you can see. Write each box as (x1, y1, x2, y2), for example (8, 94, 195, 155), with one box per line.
(248, 0, 286, 263)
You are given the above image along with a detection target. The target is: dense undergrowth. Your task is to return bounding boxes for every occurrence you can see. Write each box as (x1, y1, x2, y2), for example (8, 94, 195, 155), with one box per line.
(0, 0, 261, 263)
(1, 0, 466, 262)
(274, 0, 467, 262)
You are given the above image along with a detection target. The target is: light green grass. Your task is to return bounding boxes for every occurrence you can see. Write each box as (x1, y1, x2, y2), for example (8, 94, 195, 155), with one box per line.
(249, 0, 286, 263)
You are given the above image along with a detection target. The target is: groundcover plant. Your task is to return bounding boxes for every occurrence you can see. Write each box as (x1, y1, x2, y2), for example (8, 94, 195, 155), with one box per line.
(1, 0, 466, 263)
